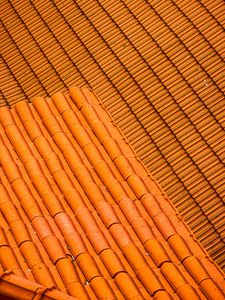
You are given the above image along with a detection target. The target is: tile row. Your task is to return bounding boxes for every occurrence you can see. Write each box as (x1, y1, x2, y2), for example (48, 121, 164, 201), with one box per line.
(0, 270, 77, 300)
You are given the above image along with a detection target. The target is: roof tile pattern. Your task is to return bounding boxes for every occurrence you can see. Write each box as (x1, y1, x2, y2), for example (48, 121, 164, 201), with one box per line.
(1, 0, 225, 271)
(0, 87, 224, 299)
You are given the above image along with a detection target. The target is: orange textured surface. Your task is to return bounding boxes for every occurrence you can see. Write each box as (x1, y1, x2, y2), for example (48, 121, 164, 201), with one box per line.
(1, 0, 225, 272)
(0, 87, 224, 299)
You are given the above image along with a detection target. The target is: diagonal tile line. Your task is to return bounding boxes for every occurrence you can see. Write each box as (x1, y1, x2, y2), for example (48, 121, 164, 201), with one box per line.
(0, 270, 79, 300)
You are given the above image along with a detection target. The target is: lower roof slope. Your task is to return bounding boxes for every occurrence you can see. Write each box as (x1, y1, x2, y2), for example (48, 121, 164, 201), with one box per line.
(1, 0, 225, 271)
(0, 87, 224, 300)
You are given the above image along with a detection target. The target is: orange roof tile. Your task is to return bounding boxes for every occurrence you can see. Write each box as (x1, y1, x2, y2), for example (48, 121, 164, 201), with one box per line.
(0, 87, 224, 300)
(1, 0, 225, 273)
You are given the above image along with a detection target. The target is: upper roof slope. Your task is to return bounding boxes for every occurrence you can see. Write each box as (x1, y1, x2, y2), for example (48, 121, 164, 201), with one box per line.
(0, 87, 224, 300)
(1, 0, 225, 270)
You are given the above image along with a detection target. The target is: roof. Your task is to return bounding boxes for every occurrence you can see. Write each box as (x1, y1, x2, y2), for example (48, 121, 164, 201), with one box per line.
(0, 87, 224, 299)
(1, 0, 225, 271)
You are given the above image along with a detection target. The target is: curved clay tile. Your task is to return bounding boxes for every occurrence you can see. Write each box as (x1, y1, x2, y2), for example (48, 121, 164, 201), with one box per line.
(1, 0, 225, 274)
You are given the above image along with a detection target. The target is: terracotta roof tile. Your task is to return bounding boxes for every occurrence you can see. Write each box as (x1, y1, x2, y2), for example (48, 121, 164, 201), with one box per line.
(0, 87, 224, 299)
(1, 0, 225, 269)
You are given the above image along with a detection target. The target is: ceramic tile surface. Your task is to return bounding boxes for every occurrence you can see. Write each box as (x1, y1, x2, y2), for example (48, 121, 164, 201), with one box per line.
(1, 0, 225, 272)
(0, 87, 224, 299)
